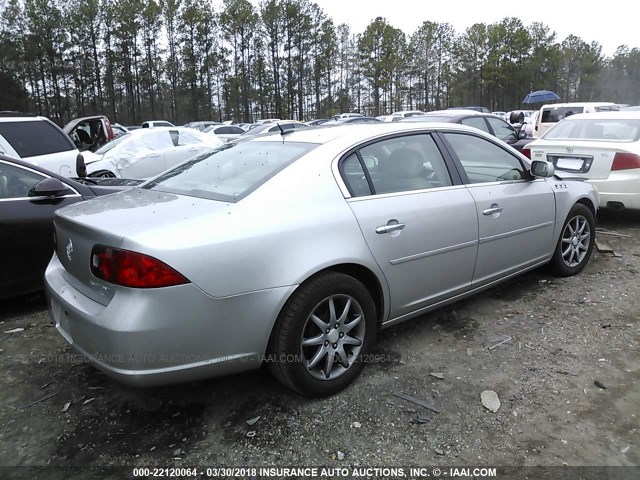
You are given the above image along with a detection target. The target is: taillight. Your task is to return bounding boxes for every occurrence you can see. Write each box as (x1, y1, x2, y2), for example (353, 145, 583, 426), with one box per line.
(521, 147, 531, 159)
(90, 245, 189, 288)
(611, 152, 640, 171)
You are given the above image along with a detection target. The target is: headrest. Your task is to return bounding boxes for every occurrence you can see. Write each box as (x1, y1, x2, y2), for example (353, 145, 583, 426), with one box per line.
(382, 148, 424, 178)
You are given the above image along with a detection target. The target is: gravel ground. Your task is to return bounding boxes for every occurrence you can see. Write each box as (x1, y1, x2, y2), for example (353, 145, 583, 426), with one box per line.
(0, 210, 638, 477)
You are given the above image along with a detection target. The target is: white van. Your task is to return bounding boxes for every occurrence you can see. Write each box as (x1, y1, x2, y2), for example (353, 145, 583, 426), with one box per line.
(534, 102, 620, 138)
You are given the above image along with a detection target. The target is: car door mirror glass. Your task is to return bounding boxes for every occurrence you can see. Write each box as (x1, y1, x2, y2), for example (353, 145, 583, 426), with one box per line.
(530, 160, 554, 178)
(28, 178, 69, 197)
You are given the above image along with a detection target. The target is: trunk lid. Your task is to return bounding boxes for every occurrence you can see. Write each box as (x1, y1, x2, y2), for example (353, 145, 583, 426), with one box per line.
(528, 141, 619, 179)
(53, 188, 232, 304)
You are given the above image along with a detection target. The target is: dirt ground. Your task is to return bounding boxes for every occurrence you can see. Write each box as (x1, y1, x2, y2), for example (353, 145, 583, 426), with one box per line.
(0, 210, 638, 477)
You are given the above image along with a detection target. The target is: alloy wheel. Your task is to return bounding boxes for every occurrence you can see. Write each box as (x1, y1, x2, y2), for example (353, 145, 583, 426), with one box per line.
(300, 294, 366, 381)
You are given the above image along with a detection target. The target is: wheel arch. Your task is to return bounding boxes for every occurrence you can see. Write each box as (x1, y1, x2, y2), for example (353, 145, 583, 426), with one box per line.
(576, 196, 597, 219)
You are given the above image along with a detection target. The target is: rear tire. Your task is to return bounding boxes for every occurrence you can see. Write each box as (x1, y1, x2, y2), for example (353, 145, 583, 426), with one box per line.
(267, 272, 377, 397)
(548, 204, 595, 277)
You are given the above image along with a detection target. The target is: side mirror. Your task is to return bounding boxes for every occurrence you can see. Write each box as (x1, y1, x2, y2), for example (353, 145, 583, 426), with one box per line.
(530, 160, 554, 178)
(76, 153, 87, 177)
(518, 130, 527, 139)
(28, 178, 69, 198)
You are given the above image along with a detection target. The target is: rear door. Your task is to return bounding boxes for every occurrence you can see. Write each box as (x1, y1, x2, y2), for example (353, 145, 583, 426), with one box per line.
(341, 133, 479, 320)
(0, 160, 83, 298)
(439, 131, 556, 286)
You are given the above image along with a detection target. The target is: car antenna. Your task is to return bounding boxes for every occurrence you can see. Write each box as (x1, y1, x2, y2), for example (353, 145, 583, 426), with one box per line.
(277, 123, 285, 135)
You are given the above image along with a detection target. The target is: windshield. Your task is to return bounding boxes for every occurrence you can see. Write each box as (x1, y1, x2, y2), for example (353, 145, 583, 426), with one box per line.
(143, 141, 317, 202)
(95, 133, 131, 154)
(543, 119, 640, 142)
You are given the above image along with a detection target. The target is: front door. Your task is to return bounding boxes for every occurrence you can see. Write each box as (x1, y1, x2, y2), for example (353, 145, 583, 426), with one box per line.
(439, 131, 556, 286)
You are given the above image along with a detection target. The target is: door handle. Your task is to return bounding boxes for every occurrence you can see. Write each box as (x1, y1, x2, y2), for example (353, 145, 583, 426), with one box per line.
(483, 205, 503, 216)
(148, 153, 160, 158)
(376, 223, 406, 234)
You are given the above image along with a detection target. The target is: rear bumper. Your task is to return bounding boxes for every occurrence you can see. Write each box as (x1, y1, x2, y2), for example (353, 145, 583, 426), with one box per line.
(45, 253, 296, 386)
(590, 170, 640, 210)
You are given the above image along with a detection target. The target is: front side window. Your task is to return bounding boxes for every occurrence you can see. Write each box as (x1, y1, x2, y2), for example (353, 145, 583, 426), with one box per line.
(486, 117, 516, 141)
(144, 141, 317, 202)
(0, 120, 74, 158)
(354, 134, 452, 195)
(0, 161, 46, 199)
(443, 133, 527, 184)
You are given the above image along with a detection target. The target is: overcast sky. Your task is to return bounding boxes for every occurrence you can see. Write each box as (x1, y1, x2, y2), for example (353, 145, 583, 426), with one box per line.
(244, 0, 635, 57)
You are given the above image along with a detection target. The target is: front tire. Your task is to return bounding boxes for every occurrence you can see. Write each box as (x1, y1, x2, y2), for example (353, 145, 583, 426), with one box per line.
(267, 272, 377, 397)
(548, 203, 595, 276)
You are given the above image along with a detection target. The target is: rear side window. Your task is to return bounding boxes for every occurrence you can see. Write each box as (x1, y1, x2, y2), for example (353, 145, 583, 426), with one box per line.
(0, 120, 74, 158)
(349, 134, 453, 195)
(541, 107, 584, 123)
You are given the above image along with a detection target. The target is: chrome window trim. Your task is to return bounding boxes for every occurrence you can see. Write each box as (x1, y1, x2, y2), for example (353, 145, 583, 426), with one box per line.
(345, 184, 467, 202)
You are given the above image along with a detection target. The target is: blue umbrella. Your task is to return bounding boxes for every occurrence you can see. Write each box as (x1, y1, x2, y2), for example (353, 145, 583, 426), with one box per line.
(522, 90, 561, 104)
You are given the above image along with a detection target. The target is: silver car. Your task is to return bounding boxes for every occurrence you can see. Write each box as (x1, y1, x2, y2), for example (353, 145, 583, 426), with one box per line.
(45, 123, 598, 397)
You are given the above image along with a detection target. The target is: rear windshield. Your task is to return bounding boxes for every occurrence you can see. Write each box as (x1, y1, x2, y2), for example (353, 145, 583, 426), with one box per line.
(143, 141, 317, 202)
(543, 119, 640, 142)
(0, 120, 74, 158)
(541, 107, 585, 123)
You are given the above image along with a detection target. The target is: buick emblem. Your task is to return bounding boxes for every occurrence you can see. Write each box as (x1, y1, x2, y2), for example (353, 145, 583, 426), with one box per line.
(66, 238, 73, 261)
(566, 147, 573, 154)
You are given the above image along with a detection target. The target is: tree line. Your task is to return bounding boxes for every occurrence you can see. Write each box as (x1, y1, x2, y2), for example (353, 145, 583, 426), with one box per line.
(1, 0, 639, 127)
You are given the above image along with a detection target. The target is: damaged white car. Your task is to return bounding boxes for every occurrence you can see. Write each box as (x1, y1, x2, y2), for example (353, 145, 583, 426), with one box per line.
(84, 128, 222, 179)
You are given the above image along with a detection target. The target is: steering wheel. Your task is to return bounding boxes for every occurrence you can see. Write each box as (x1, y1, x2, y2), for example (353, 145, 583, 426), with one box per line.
(602, 134, 618, 140)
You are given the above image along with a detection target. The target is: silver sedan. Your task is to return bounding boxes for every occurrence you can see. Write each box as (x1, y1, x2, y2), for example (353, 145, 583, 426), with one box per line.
(45, 123, 598, 396)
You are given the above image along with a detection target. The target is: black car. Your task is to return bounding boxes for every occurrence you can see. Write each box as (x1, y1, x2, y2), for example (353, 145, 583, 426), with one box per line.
(401, 110, 532, 153)
(0, 155, 140, 300)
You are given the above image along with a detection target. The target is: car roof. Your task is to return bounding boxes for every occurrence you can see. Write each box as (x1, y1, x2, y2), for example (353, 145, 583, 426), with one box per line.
(252, 122, 491, 146)
(556, 111, 640, 121)
(540, 102, 616, 109)
(424, 109, 483, 117)
(0, 114, 50, 123)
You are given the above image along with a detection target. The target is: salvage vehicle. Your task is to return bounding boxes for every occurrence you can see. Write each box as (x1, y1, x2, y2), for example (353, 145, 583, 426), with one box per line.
(45, 123, 598, 396)
(525, 111, 640, 210)
(0, 112, 80, 177)
(83, 127, 222, 179)
(401, 109, 533, 153)
(0, 155, 140, 300)
(63, 115, 115, 152)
